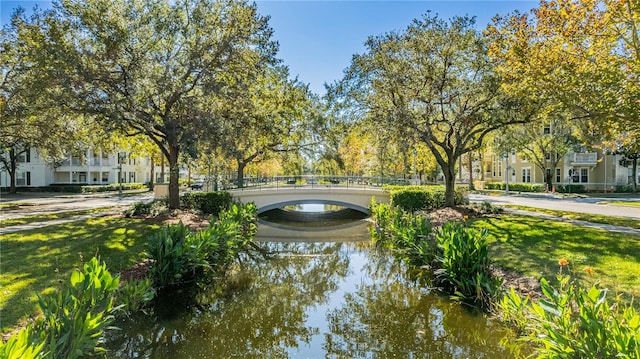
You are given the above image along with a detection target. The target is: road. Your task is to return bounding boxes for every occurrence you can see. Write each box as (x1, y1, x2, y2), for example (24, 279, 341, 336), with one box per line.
(0, 192, 154, 221)
(470, 193, 640, 220)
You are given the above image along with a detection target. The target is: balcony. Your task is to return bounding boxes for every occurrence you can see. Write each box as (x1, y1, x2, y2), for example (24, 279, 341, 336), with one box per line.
(570, 152, 598, 166)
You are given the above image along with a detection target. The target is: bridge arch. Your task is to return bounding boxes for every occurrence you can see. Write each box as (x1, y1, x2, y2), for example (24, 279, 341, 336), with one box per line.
(230, 188, 390, 215)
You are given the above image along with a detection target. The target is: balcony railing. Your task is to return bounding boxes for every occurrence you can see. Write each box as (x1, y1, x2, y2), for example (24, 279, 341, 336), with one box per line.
(570, 153, 597, 165)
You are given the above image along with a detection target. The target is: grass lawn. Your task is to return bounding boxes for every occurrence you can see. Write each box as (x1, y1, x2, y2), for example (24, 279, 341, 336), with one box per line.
(606, 201, 640, 207)
(0, 217, 159, 334)
(504, 205, 640, 229)
(1, 207, 117, 227)
(472, 214, 640, 301)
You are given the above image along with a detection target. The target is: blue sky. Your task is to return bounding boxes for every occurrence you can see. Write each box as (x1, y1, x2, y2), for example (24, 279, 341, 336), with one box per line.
(2, 0, 537, 95)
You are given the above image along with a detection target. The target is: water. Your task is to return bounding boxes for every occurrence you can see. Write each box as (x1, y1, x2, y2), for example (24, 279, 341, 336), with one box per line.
(107, 205, 518, 358)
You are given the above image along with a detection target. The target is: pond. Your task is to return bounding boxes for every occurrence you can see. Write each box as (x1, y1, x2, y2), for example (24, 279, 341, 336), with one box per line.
(107, 205, 518, 358)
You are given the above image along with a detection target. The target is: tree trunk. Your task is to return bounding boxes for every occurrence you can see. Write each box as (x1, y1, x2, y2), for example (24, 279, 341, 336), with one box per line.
(443, 162, 457, 207)
(167, 143, 180, 209)
(545, 168, 553, 192)
(237, 160, 246, 188)
(8, 149, 17, 194)
(632, 157, 638, 193)
(149, 156, 155, 191)
(467, 153, 475, 190)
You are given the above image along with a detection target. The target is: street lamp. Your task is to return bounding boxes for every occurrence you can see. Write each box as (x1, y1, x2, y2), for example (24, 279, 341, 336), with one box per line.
(502, 153, 510, 195)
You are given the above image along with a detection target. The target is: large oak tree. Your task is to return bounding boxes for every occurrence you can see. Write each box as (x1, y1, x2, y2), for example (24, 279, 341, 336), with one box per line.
(38, 0, 278, 208)
(332, 15, 533, 206)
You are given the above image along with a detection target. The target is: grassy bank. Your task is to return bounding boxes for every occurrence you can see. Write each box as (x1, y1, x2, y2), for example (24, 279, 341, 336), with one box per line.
(472, 214, 640, 300)
(0, 217, 159, 333)
(504, 205, 640, 229)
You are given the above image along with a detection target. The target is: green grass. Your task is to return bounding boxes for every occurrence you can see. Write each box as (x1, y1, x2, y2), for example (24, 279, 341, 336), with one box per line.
(0, 202, 36, 209)
(1, 207, 117, 227)
(606, 201, 640, 207)
(504, 205, 640, 229)
(0, 217, 159, 334)
(472, 214, 640, 301)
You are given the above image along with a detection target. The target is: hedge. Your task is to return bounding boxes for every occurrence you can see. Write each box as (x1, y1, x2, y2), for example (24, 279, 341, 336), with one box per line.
(387, 186, 468, 212)
(181, 191, 234, 216)
(484, 182, 546, 193)
(1, 183, 147, 193)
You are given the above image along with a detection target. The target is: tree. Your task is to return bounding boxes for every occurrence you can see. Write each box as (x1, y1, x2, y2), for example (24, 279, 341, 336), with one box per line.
(333, 15, 533, 206)
(0, 8, 93, 193)
(39, 0, 277, 208)
(486, 0, 640, 191)
(496, 112, 578, 191)
(217, 66, 316, 187)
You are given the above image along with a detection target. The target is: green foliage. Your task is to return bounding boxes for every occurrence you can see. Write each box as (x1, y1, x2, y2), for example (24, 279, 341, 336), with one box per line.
(500, 276, 640, 358)
(435, 222, 502, 309)
(147, 203, 258, 288)
(114, 279, 155, 318)
(0, 327, 44, 359)
(123, 200, 168, 217)
(371, 200, 500, 310)
(556, 184, 586, 193)
(370, 201, 434, 267)
(181, 191, 234, 216)
(32, 257, 120, 359)
(147, 222, 194, 288)
(80, 183, 147, 193)
(468, 201, 504, 215)
(388, 186, 467, 212)
(484, 182, 546, 192)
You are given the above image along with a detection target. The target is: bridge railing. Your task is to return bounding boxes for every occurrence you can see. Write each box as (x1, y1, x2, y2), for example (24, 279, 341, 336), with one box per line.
(223, 175, 416, 191)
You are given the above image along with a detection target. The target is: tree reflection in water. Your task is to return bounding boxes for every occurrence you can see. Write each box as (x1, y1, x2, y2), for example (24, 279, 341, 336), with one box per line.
(107, 238, 518, 358)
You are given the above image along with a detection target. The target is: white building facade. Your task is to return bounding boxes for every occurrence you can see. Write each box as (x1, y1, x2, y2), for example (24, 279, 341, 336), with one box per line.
(0, 148, 170, 189)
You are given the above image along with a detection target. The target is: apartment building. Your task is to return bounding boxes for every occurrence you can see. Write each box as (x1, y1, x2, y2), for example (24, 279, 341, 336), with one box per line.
(0, 148, 170, 189)
(481, 149, 634, 192)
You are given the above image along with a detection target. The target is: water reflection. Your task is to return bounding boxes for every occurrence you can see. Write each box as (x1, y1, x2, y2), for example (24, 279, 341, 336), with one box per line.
(108, 236, 516, 358)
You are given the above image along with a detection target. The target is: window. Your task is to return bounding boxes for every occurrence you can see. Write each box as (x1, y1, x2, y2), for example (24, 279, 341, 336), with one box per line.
(498, 159, 502, 177)
(545, 153, 552, 161)
(571, 168, 589, 183)
(556, 168, 561, 183)
(16, 148, 31, 163)
(511, 150, 516, 164)
(522, 168, 531, 183)
(543, 124, 551, 135)
(102, 172, 109, 182)
(16, 171, 31, 186)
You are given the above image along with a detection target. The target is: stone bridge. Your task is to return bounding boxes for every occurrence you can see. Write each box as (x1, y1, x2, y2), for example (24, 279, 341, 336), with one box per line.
(229, 187, 390, 215)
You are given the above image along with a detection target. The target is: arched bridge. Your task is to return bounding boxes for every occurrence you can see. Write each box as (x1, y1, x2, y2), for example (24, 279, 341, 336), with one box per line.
(229, 187, 390, 215)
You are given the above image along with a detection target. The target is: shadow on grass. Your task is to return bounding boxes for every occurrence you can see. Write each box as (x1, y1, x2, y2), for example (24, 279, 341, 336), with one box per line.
(1, 217, 160, 333)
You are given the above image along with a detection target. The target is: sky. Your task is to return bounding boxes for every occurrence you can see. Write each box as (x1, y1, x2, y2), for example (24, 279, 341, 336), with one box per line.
(1, 0, 538, 95)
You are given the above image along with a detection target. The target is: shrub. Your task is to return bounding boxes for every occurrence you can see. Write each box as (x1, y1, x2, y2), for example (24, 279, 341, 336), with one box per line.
(147, 222, 194, 288)
(556, 184, 586, 193)
(114, 279, 156, 317)
(468, 201, 503, 215)
(81, 183, 146, 193)
(181, 191, 233, 216)
(0, 326, 43, 359)
(123, 200, 168, 217)
(434, 222, 502, 309)
(147, 203, 259, 289)
(485, 182, 545, 192)
(499, 275, 640, 358)
(388, 186, 467, 212)
(33, 258, 120, 359)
